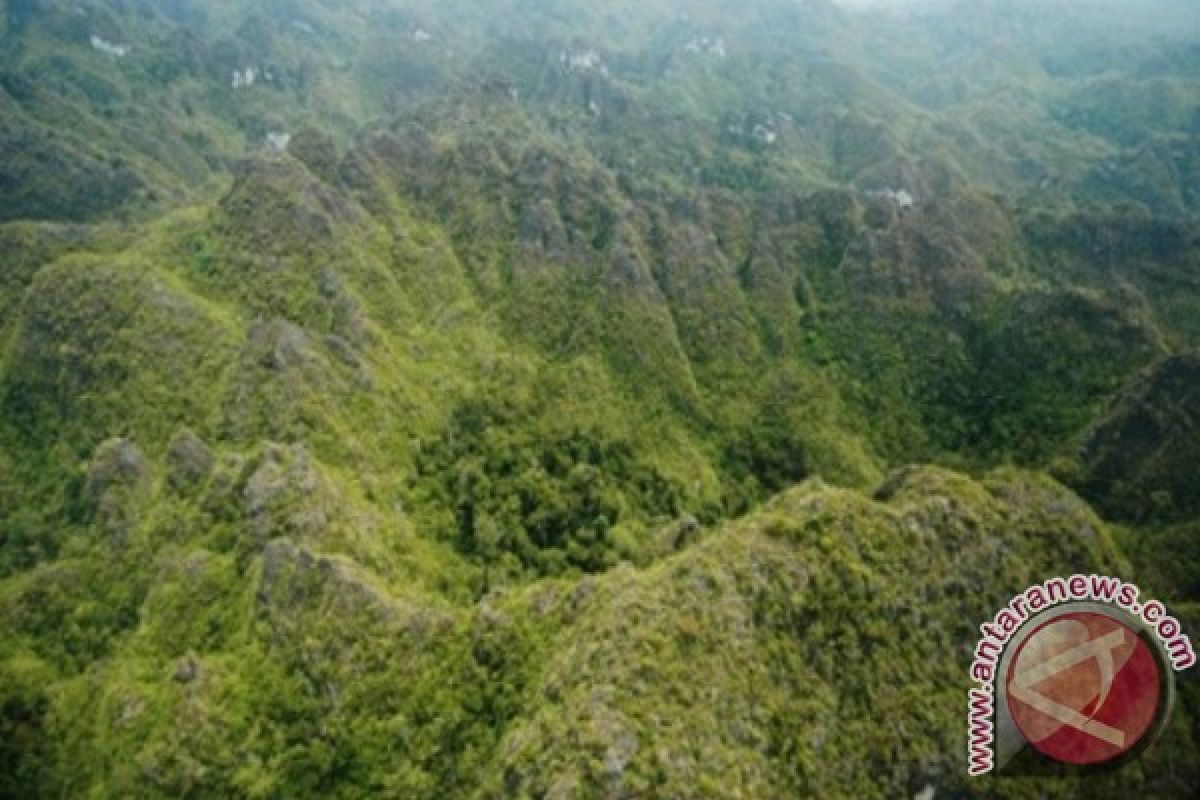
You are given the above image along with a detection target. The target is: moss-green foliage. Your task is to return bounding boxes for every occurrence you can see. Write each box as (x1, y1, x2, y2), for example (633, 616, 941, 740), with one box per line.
(1021, 209, 1200, 342)
(11, 466, 1199, 799)
(413, 367, 691, 579)
(0, 256, 236, 455)
(2, 0, 1200, 797)
(915, 287, 1164, 463)
(1119, 520, 1200, 603)
(475, 468, 1160, 800)
(1073, 353, 1200, 523)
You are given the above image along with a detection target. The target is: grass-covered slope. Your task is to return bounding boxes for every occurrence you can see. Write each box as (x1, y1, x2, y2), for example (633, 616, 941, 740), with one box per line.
(5, 463, 1197, 799)
(2, 0, 1200, 797)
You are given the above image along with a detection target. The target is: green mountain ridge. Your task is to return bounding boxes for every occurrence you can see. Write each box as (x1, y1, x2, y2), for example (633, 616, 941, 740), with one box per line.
(1, 0, 1199, 797)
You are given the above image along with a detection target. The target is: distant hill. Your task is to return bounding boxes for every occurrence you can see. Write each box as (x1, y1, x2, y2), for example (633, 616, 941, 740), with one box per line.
(1, 1, 1198, 797)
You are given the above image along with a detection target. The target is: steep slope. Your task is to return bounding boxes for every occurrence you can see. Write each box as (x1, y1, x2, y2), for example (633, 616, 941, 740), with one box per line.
(5, 463, 1197, 798)
(1075, 353, 1200, 523)
(2, 1, 1200, 798)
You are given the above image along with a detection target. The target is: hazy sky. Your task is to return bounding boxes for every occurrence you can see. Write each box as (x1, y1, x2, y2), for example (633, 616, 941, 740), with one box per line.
(830, 0, 935, 9)
(832, 0, 919, 5)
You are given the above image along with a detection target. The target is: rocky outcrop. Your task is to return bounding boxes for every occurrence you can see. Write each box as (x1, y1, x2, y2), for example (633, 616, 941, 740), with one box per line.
(242, 443, 327, 542)
(166, 429, 214, 491)
(219, 156, 367, 250)
(85, 437, 150, 541)
(479, 468, 1150, 799)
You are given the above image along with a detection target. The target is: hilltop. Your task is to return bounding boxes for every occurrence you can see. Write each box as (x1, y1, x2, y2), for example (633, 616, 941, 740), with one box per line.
(1, 1, 1198, 797)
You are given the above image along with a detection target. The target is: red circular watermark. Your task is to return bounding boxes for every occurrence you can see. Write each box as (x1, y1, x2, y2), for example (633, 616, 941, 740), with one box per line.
(1005, 611, 1163, 765)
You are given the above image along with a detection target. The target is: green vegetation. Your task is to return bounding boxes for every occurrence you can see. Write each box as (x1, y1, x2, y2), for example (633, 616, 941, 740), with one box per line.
(1, 0, 1199, 797)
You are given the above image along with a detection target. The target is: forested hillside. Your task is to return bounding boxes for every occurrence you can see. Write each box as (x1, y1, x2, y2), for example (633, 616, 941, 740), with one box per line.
(1, 1, 1198, 797)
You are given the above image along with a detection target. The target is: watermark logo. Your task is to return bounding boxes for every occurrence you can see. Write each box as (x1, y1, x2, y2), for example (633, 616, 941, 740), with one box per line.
(967, 575, 1194, 776)
(1007, 611, 1160, 765)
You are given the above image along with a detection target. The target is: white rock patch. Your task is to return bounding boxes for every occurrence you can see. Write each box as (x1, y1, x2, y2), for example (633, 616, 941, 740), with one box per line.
(684, 36, 726, 59)
(561, 49, 608, 76)
(90, 35, 130, 58)
(752, 123, 778, 145)
(867, 188, 916, 208)
(265, 132, 292, 153)
(232, 66, 259, 90)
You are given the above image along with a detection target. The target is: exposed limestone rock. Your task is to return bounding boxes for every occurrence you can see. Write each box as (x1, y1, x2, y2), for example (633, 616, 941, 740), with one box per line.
(86, 437, 149, 500)
(561, 48, 607, 76)
(173, 657, 199, 684)
(90, 35, 130, 57)
(166, 428, 214, 490)
(242, 443, 326, 541)
(683, 36, 726, 59)
(85, 438, 150, 542)
(866, 187, 916, 208)
(519, 197, 569, 255)
(605, 225, 663, 301)
(249, 318, 318, 373)
(257, 537, 453, 637)
(231, 66, 258, 89)
(752, 123, 777, 145)
(265, 132, 291, 154)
